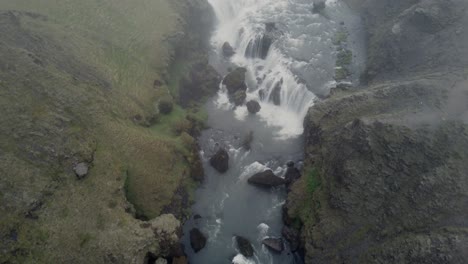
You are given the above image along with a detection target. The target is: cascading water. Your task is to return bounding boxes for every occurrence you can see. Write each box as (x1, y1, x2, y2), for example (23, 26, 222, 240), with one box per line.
(182, 0, 365, 263)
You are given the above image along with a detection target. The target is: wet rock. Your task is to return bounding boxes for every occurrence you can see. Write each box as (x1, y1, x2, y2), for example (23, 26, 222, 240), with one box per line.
(248, 170, 286, 188)
(190, 153, 204, 182)
(284, 166, 301, 186)
(236, 236, 254, 257)
(170, 243, 186, 258)
(245, 34, 273, 59)
(190, 228, 207, 253)
(223, 67, 247, 94)
(262, 238, 284, 253)
(246, 100, 261, 114)
(312, 1, 326, 14)
(179, 61, 221, 107)
(232, 90, 247, 106)
(209, 148, 229, 173)
(282, 226, 300, 252)
(193, 214, 202, 220)
(222, 42, 236, 57)
(270, 79, 282, 106)
(74, 162, 89, 180)
(286, 161, 295, 168)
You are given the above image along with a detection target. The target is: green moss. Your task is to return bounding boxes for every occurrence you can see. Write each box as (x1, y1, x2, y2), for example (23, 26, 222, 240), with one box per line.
(333, 30, 349, 46)
(337, 49, 353, 67)
(335, 67, 350, 81)
(306, 167, 321, 195)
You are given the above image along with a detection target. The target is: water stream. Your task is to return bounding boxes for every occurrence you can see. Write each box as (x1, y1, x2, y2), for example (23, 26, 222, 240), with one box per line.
(182, 1, 365, 263)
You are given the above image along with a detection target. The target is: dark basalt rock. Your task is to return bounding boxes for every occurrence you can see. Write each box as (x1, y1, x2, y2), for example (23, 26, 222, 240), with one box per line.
(262, 238, 284, 253)
(246, 100, 261, 114)
(222, 42, 236, 57)
(236, 236, 254, 257)
(248, 170, 286, 188)
(223, 67, 247, 94)
(282, 226, 300, 252)
(190, 228, 207, 253)
(209, 148, 229, 173)
(284, 166, 301, 187)
(312, 1, 326, 14)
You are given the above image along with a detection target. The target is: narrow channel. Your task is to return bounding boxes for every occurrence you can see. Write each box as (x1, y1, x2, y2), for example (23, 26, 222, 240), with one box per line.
(182, 1, 365, 263)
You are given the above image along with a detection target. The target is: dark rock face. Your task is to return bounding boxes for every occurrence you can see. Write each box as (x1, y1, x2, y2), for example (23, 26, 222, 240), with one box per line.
(248, 170, 286, 188)
(222, 42, 235, 57)
(246, 100, 261, 114)
(179, 61, 221, 107)
(290, 0, 468, 263)
(284, 166, 301, 186)
(281, 226, 300, 252)
(270, 79, 282, 106)
(73, 162, 89, 180)
(209, 148, 229, 173)
(232, 90, 247, 106)
(262, 238, 284, 253)
(236, 236, 254, 257)
(190, 228, 207, 253)
(223, 67, 247, 94)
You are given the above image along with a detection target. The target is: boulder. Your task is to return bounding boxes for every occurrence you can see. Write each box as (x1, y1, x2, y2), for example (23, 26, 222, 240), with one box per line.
(155, 258, 167, 264)
(232, 90, 247, 106)
(74, 162, 89, 180)
(223, 68, 247, 94)
(190, 228, 207, 253)
(248, 170, 286, 188)
(246, 100, 261, 114)
(172, 256, 188, 264)
(286, 161, 295, 168)
(312, 1, 326, 14)
(262, 238, 284, 253)
(282, 226, 300, 252)
(222, 42, 236, 57)
(236, 236, 254, 257)
(209, 148, 229, 173)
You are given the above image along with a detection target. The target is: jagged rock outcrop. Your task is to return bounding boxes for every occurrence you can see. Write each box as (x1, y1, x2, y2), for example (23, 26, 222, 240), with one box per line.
(209, 148, 229, 173)
(235, 236, 254, 257)
(222, 42, 235, 57)
(248, 170, 286, 188)
(288, 0, 468, 263)
(262, 238, 284, 253)
(189, 228, 207, 253)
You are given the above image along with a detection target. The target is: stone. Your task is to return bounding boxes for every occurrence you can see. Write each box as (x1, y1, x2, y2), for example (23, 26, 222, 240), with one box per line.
(248, 170, 286, 188)
(262, 238, 284, 253)
(246, 100, 261, 114)
(209, 148, 229, 173)
(222, 42, 235, 57)
(236, 236, 254, 257)
(190, 228, 207, 253)
(74, 162, 89, 180)
(223, 67, 247, 94)
(282, 226, 300, 252)
(232, 90, 247, 106)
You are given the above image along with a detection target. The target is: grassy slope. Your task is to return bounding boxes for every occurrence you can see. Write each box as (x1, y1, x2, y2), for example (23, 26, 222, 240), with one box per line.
(0, 0, 200, 262)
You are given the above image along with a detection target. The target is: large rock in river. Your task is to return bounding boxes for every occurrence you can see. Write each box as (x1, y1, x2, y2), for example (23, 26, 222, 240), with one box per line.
(246, 100, 261, 114)
(222, 42, 235, 57)
(209, 148, 229, 173)
(236, 236, 254, 257)
(247, 170, 286, 188)
(190, 228, 207, 253)
(223, 67, 247, 95)
(262, 238, 284, 253)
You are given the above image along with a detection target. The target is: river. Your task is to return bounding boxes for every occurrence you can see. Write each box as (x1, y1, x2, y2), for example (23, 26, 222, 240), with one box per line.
(182, 0, 365, 263)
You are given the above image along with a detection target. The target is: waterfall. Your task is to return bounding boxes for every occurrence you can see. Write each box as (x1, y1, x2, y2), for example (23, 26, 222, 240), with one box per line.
(207, 0, 351, 138)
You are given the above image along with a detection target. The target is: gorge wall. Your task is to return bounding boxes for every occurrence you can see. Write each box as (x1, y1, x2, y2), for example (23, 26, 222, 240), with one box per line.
(286, 0, 468, 263)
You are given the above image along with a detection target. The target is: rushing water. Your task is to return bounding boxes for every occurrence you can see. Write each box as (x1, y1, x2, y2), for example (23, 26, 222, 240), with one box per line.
(182, 0, 365, 263)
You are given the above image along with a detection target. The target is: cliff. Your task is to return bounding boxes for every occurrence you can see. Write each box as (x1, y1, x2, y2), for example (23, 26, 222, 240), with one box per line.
(287, 0, 468, 263)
